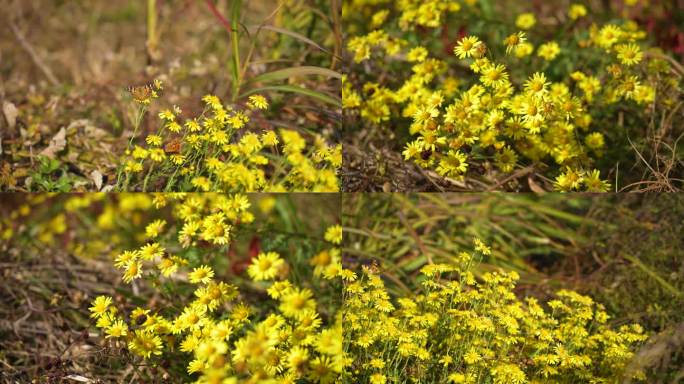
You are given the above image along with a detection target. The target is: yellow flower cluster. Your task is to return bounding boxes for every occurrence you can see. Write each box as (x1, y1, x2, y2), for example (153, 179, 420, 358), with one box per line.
(89, 196, 348, 383)
(343, 241, 648, 383)
(344, 2, 669, 191)
(121, 93, 340, 192)
(102, 194, 250, 285)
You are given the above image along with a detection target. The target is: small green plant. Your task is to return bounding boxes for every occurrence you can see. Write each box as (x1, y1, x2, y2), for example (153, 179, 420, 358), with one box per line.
(28, 156, 77, 192)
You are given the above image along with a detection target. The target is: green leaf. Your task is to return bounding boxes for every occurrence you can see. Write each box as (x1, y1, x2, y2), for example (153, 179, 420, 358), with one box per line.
(247, 25, 331, 55)
(247, 66, 341, 85)
(241, 85, 341, 107)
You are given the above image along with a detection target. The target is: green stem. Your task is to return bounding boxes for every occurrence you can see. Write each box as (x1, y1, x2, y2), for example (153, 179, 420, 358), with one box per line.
(230, 0, 242, 102)
(116, 105, 147, 189)
(128, 106, 147, 150)
(164, 167, 180, 191)
(142, 163, 156, 192)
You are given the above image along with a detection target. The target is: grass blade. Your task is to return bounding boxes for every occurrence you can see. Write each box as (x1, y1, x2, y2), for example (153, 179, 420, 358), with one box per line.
(248, 25, 332, 55)
(623, 254, 683, 298)
(230, 0, 242, 102)
(247, 66, 341, 85)
(241, 85, 341, 107)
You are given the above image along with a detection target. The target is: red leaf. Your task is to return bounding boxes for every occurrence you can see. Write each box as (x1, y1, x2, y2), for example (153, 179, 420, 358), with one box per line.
(248, 236, 261, 259)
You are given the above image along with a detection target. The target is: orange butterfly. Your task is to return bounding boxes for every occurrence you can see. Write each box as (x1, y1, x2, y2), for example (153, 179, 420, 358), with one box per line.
(164, 138, 183, 154)
(126, 83, 154, 102)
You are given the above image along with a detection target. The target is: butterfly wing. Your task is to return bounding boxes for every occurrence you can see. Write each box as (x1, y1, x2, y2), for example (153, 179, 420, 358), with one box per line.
(164, 138, 182, 154)
(126, 84, 154, 102)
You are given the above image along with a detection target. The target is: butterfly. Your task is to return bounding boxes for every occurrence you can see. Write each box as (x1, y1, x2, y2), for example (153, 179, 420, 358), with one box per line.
(126, 83, 155, 102)
(366, 260, 383, 274)
(164, 138, 183, 154)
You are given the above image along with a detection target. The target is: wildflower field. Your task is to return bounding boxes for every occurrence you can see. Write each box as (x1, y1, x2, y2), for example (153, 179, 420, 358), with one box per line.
(1, 193, 683, 382)
(342, 193, 684, 383)
(1, 1, 341, 192)
(1, 194, 344, 382)
(1, 0, 684, 383)
(342, 0, 684, 191)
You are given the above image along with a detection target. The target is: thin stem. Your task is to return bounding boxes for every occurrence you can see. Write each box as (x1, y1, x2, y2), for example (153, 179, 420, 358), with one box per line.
(230, 0, 243, 102)
(204, 0, 233, 34)
(203, 0, 242, 101)
(142, 163, 156, 192)
(115, 105, 147, 190)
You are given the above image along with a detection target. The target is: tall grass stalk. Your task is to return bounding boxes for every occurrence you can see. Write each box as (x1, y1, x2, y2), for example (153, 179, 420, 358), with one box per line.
(230, 0, 242, 102)
(146, 0, 158, 62)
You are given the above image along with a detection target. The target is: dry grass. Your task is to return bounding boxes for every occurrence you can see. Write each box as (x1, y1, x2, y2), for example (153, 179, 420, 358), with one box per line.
(0, 245, 129, 383)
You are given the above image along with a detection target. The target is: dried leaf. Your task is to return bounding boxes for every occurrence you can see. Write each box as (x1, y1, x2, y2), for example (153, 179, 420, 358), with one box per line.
(40, 127, 67, 159)
(84, 124, 109, 139)
(2, 101, 18, 130)
(65, 374, 93, 383)
(0, 162, 16, 188)
(90, 170, 103, 190)
(66, 119, 108, 138)
(305, 112, 321, 123)
(13, 167, 30, 178)
(528, 175, 546, 193)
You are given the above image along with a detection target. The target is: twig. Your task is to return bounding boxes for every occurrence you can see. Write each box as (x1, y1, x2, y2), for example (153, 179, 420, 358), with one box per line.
(424, 169, 466, 190)
(486, 165, 536, 191)
(417, 167, 446, 192)
(9, 20, 60, 86)
(204, 0, 233, 36)
(625, 136, 673, 191)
